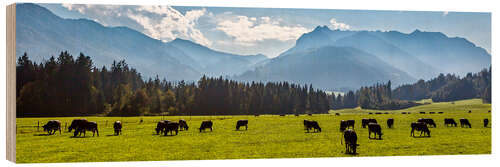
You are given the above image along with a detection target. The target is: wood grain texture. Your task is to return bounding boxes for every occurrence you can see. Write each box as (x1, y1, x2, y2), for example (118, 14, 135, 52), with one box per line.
(6, 3, 16, 163)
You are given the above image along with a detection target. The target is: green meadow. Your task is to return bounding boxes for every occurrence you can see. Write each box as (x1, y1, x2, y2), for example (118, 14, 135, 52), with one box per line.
(16, 99, 491, 163)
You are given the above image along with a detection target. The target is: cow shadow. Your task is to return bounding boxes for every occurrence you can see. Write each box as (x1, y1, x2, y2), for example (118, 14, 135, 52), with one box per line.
(33, 134, 51, 136)
(412, 136, 431, 138)
(106, 134, 119, 137)
(344, 152, 359, 156)
(160, 134, 178, 137)
(368, 138, 383, 140)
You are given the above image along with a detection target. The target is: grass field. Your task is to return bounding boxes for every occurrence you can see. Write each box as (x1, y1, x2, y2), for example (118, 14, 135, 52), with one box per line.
(16, 99, 491, 163)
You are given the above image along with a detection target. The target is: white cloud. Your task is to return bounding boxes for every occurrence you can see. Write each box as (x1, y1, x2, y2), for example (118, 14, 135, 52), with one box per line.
(329, 18, 350, 30)
(215, 15, 309, 46)
(61, 4, 212, 46)
(443, 11, 449, 16)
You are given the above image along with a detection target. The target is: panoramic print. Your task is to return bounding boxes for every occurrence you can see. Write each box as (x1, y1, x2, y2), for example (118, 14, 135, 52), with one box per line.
(15, 3, 491, 163)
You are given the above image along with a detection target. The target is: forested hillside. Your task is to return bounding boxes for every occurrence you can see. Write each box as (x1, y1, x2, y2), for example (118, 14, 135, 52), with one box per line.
(331, 68, 491, 110)
(16, 51, 329, 117)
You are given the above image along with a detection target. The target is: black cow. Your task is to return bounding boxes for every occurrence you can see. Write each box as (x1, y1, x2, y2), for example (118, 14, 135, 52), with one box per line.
(254, 114, 260, 117)
(468, 110, 472, 113)
(418, 118, 436, 128)
(484, 119, 489, 128)
(340, 120, 348, 132)
(387, 118, 394, 128)
(295, 114, 300, 116)
(368, 123, 382, 139)
(362, 118, 377, 128)
(342, 129, 358, 154)
(304, 120, 321, 132)
(155, 120, 170, 135)
(346, 120, 355, 129)
(444, 118, 457, 127)
(236, 120, 248, 130)
(68, 119, 99, 137)
(179, 119, 189, 131)
(42, 120, 61, 135)
(460, 118, 471, 128)
(420, 112, 426, 114)
(164, 121, 179, 136)
(199, 120, 213, 132)
(362, 119, 369, 128)
(113, 121, 122, 135)
(279, 114, 285, 117)
(410, 122, 430, 137)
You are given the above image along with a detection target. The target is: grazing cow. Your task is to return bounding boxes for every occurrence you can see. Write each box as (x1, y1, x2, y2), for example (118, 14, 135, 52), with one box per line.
(346, 120, 355, 129)
(375, 112, 382, 115)
(438, 112, 444, 114)
(179, 119, 189, 131)
(420, 112, 426, 114)
(429, 112, 435, 114)
(362, 119, 369, 128)
(279, 114, 285, 117)
(460, 118, 471, 128)
(402, 112, 407, 114)
(418, 118, 436, 128)
(303, 120, 321, 132)
(42, 120, 61, 135)
(368, 123, 383, 139)
(468, 110, 472, 113)
(410, 122, 430, 137)
(254, 114, 259, 117)
(113, 121, 122, 135)
(155, 120, 170, 135)
(308, 114, 312, 116)
(236, 120, 248, 130)
(488, 110, 491, 113)
(68, 119, 99, 137)
(335, 113, 340, 116)
(484, 119, 489, 128)
(387, 118, 394, 128)
(342, 129, 359, 154)
(164, 121, 180, 136)
(295, 114, 300, 116)
(199, 120, 213, 132)
(362, 118, 377, 128)
(368, 112, 373, 115)
(340, 120, 348, 132)
(444, 118, 457, 127)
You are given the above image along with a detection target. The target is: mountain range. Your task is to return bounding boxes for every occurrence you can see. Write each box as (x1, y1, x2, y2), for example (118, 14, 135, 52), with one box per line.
(16, 3, 491, 91)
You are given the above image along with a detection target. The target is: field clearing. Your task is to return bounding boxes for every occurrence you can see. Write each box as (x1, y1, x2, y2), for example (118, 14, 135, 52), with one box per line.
(16, 99, 491, 163)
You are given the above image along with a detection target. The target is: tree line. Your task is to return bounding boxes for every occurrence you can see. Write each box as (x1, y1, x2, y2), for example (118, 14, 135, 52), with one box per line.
(329, 81, 420, 110)
(331, 67, 491, 110)
(392, 67, 491, 103)
(16, 51, 330, 117)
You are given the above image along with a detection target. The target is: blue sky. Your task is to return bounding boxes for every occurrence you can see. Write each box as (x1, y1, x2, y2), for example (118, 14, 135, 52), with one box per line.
(41, 3, 491, 58)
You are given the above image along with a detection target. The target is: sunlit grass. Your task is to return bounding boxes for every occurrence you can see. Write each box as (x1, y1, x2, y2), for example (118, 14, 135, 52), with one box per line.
(16, 99, 491, 163)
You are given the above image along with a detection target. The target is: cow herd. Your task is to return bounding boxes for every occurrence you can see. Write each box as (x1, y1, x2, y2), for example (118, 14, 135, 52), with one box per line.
(305, 117, 490, 154)
(39, 114, 490, 155)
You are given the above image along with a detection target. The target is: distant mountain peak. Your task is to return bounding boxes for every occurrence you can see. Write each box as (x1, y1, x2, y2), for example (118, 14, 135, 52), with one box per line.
(312, 25, 332, 33)
(409, 29, 447, 38)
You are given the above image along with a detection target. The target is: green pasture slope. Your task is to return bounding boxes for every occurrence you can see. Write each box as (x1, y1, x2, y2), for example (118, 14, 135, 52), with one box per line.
(16, 99, 491, 163)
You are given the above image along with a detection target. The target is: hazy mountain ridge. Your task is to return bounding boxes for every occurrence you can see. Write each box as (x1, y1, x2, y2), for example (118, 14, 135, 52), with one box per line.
(244, 26, 491, 90)
(16, 4, 490, 91)
(16, 3, 268, 80)
(235, 46, 415, 91)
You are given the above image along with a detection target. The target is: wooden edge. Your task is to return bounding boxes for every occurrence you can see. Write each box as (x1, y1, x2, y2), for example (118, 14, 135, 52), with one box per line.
(6, 3, 16, 163)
